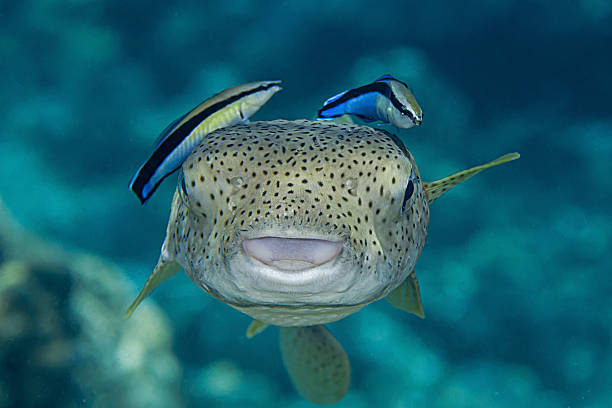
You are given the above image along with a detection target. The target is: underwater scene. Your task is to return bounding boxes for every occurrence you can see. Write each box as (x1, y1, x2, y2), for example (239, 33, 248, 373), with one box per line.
(1, 1, 611, 407)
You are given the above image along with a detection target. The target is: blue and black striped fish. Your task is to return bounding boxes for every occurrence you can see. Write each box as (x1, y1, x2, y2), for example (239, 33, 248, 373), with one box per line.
(130, 80, 282, 204)
(317, 75, 422, 128)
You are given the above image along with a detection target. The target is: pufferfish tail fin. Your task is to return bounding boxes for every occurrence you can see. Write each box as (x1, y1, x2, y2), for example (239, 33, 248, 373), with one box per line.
(423, 152, 520, 204)
(279, 325, 351, 405)
(124, 259, 181, 319)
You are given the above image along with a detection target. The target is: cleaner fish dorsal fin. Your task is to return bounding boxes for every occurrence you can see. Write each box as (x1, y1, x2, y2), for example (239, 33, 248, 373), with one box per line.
(424, 152, 520, 204)
(246, 319, 269, 338)
(279, 325, 351, 405)
(385, 270, 425, 318)
(124, 259, 181, 319)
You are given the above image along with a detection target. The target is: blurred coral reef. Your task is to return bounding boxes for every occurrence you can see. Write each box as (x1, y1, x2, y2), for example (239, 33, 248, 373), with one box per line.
(0, 198, 182, 408)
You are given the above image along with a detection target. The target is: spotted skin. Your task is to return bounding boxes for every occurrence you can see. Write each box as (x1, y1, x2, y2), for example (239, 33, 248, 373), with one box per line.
(161, 119, 428, 326)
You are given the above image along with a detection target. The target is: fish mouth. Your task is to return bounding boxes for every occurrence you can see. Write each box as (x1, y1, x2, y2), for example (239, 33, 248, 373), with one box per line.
(242, 237, 343, 272)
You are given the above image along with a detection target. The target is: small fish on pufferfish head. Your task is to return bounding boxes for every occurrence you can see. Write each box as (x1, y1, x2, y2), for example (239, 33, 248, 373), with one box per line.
(129, 80, 282, 204)
(317, 74, 423, 129)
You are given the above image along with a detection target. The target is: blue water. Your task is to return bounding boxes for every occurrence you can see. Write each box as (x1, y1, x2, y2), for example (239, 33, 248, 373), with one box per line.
(1, 1, 611, 407)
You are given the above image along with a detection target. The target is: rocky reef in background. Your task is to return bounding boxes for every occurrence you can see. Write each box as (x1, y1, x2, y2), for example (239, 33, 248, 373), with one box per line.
(0, 197, 182, 408)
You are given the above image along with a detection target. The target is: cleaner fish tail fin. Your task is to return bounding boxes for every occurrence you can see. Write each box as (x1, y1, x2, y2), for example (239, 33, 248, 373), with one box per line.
(424, 152, 520, 204)
(279, 325, 351, 405)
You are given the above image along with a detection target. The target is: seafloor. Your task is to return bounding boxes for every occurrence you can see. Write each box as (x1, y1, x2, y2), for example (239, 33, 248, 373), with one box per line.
(1, 1, 611, 407)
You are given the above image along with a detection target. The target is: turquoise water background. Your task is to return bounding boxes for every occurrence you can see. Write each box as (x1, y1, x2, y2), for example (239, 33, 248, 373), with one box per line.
(1, 1, 611, 407)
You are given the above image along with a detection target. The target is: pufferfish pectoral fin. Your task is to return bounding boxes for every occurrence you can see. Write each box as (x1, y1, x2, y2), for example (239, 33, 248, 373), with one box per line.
(246, 319, 269, 338)
(385, 269, 425, 318)
(279, 325, 351, 405)
(423, 152, 520, 204)
(124, 259, 181, 319)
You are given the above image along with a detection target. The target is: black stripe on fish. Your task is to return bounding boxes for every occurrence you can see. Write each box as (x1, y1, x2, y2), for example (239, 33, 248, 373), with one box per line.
(318, 81, 417, 124)
(131, 82, 279, 203)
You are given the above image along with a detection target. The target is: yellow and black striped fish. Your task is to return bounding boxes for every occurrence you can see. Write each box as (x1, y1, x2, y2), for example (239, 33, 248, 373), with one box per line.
(130, 80, 282, 203)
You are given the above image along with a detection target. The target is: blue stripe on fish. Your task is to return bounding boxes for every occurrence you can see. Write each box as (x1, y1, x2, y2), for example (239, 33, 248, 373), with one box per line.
(130, 81, 281, 204)
(318, 81, 389, 115)
(318, 88, 382, 120)
(317, 81, 390, 119)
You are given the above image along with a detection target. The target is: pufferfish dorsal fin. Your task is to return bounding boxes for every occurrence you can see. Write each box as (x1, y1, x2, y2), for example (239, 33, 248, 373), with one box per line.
(424, 152, 520, 204)
(124, 259, 181, 319)
(279, 325, 351, 405)
(385, 269, 425, 318)
(246, 319, 269, 338)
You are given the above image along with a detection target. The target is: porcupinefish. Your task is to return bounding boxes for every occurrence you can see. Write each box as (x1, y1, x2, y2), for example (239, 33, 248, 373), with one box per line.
(317, 74, 422, 128)
(130, 80, 281, 204)
(125, 119, 518, 405)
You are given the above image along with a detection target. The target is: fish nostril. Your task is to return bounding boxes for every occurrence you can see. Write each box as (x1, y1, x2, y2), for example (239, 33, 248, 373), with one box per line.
(242, 237, 342, 271)
(343, 178, 358, 196)
(230, 176, 244, 188)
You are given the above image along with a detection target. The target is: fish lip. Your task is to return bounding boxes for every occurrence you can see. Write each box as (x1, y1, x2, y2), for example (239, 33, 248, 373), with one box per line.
(241, 236, 343, 272)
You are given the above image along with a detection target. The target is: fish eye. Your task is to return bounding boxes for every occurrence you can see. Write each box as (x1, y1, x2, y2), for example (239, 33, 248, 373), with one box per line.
(178, 171, 189, 205)
(401, 168, 418, 215)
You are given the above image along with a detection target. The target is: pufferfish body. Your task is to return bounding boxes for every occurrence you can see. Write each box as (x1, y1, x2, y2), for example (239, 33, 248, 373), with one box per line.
(127, 119, 518, 405)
